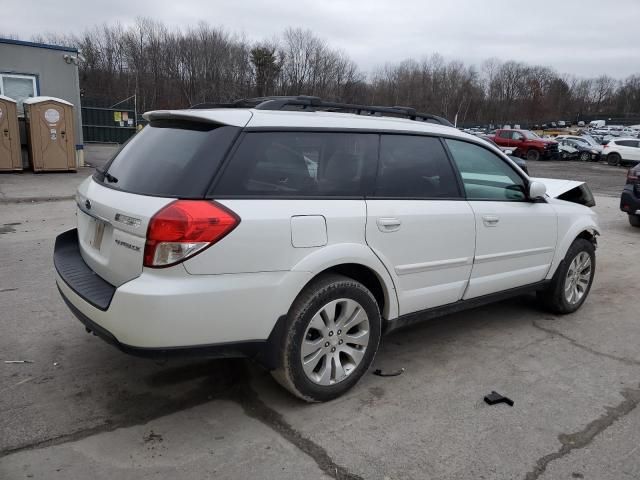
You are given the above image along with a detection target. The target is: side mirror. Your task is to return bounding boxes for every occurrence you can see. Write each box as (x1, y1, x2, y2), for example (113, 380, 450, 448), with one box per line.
(528, 181, 547, 200)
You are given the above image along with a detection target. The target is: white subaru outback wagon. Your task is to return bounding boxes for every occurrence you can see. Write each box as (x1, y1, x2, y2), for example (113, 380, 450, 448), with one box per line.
(55, 96, 600, 402)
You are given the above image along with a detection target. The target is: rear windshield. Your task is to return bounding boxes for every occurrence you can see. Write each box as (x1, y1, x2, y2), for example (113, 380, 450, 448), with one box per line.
(96, 120, 239, 198)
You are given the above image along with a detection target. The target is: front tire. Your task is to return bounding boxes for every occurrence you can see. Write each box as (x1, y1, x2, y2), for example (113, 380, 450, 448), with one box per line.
(537, 238, 595, 314)
(579, 151, 591, 162)
(527, 149, 541, 161)
(272, 274, 382, 402)
(629, 214, 640, 227)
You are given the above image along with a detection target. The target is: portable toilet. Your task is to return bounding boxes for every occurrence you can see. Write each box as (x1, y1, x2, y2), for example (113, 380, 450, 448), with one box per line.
(0, 95, 22, 171)
(24, 97, 76, 172)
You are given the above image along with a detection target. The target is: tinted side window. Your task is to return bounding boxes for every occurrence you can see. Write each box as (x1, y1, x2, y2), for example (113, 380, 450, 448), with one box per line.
(617, 140, 634, 147)
(375, 135, 460, 198)
(445, 139, 526, 201)
(99, 121, 239, 198)
(498, 131, 512, 139)
(214, 132, 377, 196)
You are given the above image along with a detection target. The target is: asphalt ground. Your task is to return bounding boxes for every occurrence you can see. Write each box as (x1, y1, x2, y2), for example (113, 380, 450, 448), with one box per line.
(1, 158, 639, 480)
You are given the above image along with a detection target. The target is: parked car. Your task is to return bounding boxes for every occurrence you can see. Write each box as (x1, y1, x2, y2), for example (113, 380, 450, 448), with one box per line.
(619, 127, 639, 137)
(557, 139, 580, 160)
(554, 136, 603, 161)
(557, 121, 566, 128)
(490, 129, 559, 161)
(602, 138, 640, 166)
(578, 121, 586, 127)
(589, 120, 606, 129)
(590, 131, 615, 144)
(620, 163, 640, 227)
(477, 135, 529, 173)
(53, 96, 600, 401)
(596, 126, 624, 137)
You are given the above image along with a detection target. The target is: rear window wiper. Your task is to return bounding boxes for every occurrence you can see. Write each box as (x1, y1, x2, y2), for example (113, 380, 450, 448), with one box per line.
(96, 168, 118, 183)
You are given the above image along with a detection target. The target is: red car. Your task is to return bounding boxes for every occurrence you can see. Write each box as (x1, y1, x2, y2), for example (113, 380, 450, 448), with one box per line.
(490, 129, 559, 161)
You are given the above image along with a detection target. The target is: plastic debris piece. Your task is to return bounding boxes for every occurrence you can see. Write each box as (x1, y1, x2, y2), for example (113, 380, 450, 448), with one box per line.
(4, 360, 34, 364)
(373, 368, 405, 377)
(484, 391, 514, 406)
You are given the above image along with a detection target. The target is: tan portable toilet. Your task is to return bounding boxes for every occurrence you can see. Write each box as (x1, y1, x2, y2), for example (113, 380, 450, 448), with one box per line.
(24, 97, 76, 172)
(0, 95, 22, 171)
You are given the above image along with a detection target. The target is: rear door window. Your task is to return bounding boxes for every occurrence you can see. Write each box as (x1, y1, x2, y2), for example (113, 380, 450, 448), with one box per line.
(97, 120, 239, 198)
(214, 132, 377, 196)
(375, 135, 460, 198)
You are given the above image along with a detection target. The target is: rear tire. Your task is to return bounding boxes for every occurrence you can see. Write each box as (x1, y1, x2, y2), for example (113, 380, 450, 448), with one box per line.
(537, 238, 595, 314)
(527, 149, 541, 161)
(629, 214, 640, 228)
(607, 153, 621, 166)
(272, 274, 382, 402)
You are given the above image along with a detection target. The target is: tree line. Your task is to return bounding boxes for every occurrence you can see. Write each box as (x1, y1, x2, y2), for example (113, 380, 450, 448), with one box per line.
(23, 18, 640, 125)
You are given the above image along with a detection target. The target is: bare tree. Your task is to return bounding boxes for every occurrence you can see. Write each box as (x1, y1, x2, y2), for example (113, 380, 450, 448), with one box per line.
(22, 19, 640, 125)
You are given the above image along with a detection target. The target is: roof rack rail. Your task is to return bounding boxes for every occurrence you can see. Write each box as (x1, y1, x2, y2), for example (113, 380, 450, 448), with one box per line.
(190, 96, 454, 127)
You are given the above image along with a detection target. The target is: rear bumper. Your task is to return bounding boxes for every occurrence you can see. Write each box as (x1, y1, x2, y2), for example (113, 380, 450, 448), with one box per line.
(54, 229, 116, 310)
(54, 229, 310, 360)
(620, 185, 640, 215)
(57, 285, 266, 359)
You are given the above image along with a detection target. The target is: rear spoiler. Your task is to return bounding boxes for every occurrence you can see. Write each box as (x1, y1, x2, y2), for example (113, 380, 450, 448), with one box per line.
(142, 109, 253, 127)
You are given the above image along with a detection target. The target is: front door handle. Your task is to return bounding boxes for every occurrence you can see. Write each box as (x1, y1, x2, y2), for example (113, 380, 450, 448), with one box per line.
(377, 217, 401, 232)
(482, 215, 500, 227)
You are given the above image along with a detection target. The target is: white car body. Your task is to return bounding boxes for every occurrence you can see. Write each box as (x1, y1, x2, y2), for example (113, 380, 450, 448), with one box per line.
(602, 138, 640, 164)
(555, 135, 603, 153)
(54, 106, 601, 359)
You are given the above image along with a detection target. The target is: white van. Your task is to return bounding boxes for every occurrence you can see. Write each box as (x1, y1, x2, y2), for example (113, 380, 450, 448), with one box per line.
(589, 120, 606, 129)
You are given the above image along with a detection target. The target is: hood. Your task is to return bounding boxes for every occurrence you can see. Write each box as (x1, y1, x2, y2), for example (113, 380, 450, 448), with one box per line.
(532, 177, 582, 197)
(532, 177, 596, 207)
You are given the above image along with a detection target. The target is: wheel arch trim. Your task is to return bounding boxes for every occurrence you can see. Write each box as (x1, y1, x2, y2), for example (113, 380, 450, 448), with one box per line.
(289, 243, 399, 321)
(546, 222, 599, 280)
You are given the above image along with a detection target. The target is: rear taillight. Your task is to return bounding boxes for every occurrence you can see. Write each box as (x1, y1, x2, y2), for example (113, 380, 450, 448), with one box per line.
(144, 200, 239, 268)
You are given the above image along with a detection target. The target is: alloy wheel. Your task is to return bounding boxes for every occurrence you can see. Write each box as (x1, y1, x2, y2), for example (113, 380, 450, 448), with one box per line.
(300, 298, 370, 386)
(564, 251, 592, 305)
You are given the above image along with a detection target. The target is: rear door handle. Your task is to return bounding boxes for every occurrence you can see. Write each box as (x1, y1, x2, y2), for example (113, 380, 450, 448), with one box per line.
(377, 217, 401, 232)
(482, 215, 500, 227)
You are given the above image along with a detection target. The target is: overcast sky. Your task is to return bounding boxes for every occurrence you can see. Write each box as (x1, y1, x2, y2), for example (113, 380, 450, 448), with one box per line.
(2, 0, 639, 79)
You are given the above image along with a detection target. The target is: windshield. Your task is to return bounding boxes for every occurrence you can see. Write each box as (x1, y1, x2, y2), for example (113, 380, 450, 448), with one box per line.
(523, 131, 540, 140)
(580, 135, 598, 146)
